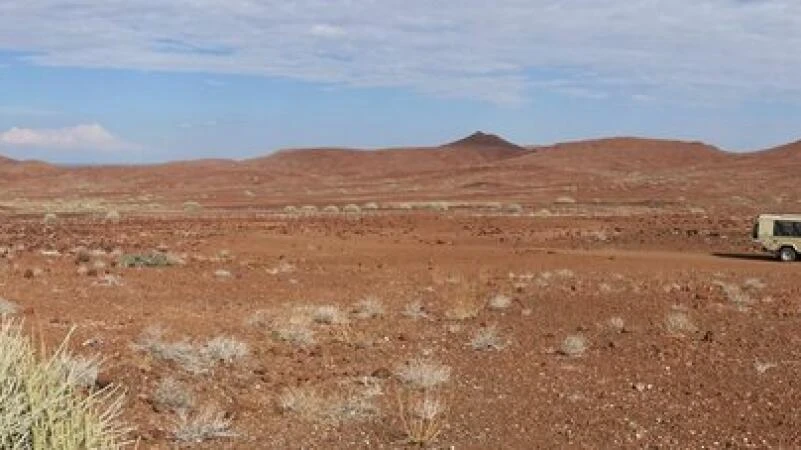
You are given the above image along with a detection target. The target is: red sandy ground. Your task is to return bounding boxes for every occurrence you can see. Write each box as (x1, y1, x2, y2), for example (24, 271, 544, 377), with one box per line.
(1, 133, 801, 448)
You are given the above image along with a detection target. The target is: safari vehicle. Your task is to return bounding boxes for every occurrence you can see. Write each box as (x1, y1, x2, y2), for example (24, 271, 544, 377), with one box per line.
(752, 214, 801, 261)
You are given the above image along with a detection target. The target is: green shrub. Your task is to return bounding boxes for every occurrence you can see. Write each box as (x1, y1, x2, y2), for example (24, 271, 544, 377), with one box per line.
(0, 320, 129, 449)
(119, 252, 176, 268)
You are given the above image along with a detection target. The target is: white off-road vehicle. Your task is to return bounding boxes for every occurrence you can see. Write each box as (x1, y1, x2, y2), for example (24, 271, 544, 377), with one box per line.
(752, 214, 801, 261)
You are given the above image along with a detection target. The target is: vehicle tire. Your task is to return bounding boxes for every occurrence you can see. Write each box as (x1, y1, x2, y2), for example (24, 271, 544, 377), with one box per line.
(779, 247, 797, 262)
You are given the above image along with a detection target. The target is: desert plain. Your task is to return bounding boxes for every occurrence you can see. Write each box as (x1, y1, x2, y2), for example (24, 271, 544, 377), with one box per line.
(1, 132, 801, 448)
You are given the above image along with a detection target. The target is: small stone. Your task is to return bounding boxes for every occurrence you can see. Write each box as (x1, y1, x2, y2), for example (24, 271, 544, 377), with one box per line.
(371, 367, 392, 379)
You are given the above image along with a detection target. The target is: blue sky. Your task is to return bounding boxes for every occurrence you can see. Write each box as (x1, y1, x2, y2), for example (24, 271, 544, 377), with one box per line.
(1, 0, 801, 164)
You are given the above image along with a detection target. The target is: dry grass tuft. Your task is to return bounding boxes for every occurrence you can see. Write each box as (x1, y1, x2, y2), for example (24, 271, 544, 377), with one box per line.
(154, 377, 195, 413)
(743, 278, 766, 291)
(665, 310, 698, 336)
(312, 305, 349, 325)
(559, 334, 587, 357)
(277, 386, 323, 418)
(607, 316, 625, 332)
(0, 298, 18, 316)
(402, 301, 429, 320)
(444, 299, 480, 321)
(272, 324, 316, 348)
(278, 380, 382, 424)
(470, 326, 506, 351)
(487, 294, 512, 311)
(133, 327, 210, 374)
(203, 336, 249, 364)
(715, 281, 752, 308)
(396, 358, 451, 390)
(352, 297, 385, 319)
(173, 406, 236, 443)
(396, 390, 447, 447)
(394, 357, 451, 446)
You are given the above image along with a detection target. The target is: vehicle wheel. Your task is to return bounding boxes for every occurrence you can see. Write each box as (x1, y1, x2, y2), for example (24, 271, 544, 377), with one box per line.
(779, 247, 797, 262)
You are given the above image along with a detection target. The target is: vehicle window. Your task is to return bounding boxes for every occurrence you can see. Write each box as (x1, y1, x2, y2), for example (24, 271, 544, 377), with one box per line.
(774, 221, 801, 237)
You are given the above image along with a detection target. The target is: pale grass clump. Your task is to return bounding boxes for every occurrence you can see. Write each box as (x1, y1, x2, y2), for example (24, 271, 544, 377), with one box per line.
(444, 300, 480, 321)
(470, 326, 506, 351)
(278, 381, 381, 424)
(395, 357, 451, 446)
(0, 298, 18, 316)
(714, 281, 752, 308)
(182, 201, 202, 213)
(607, 316, 625, 332)
(555, 269, 575, 278)
(250, 309, 317, 348)
(104, 209, 121, 223)
(132, 327, 210, 374)
(362, 202, 379, 211)
(665, 310, 698, 336)
(43, 212, 58, 225)
(397, 391, 447, 446)
(487, 294, 512, 311)
(396, 358, 451, 390)
(278, 385, 323, 418)
(283, 205, 298, 214)
(300, 205, 318, 214)
(326, 378, 382, 423)
(0, 320, 130, 448)
(154, 377, 195, 413)
(403, 301, 429, 320)
(352, 297, 385, 319)
(743, 278, 766, 291)
(203, 336, 249, 364)
(560, 334, 587, 357)
(312, 305, 349, 325)
(173, 406, 236, 443)
(273, 324, 316, 348)
(322, 205, 340, 214)
(343, 204, 362, 214)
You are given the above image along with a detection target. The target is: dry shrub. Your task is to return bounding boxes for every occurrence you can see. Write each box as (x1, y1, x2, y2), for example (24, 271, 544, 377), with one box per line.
(394, 357, 451, 446)
(665, 310, 698, 336)
(173, 406, 235, 443)
(203, 336, 249, 364)
(278, 380, 381, 424)
(403, 301, 429, 320)
(0, 298, 18, 316)
(607, 316, 625, 332)
(396, 358, 451, 390)
(470, 326, 506, 351)
(559, 334, 587, 357)
(312, 305, 349, 325)
(487, 294, 512, 311)
(154, 377, 195, 413)
(352, 297, 385, 319)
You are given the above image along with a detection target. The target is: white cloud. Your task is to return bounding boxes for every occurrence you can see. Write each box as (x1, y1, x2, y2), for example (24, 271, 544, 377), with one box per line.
(0, 1, 800, 104)
(0, 124, 136, 151)
(310, 24, 346, 38)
